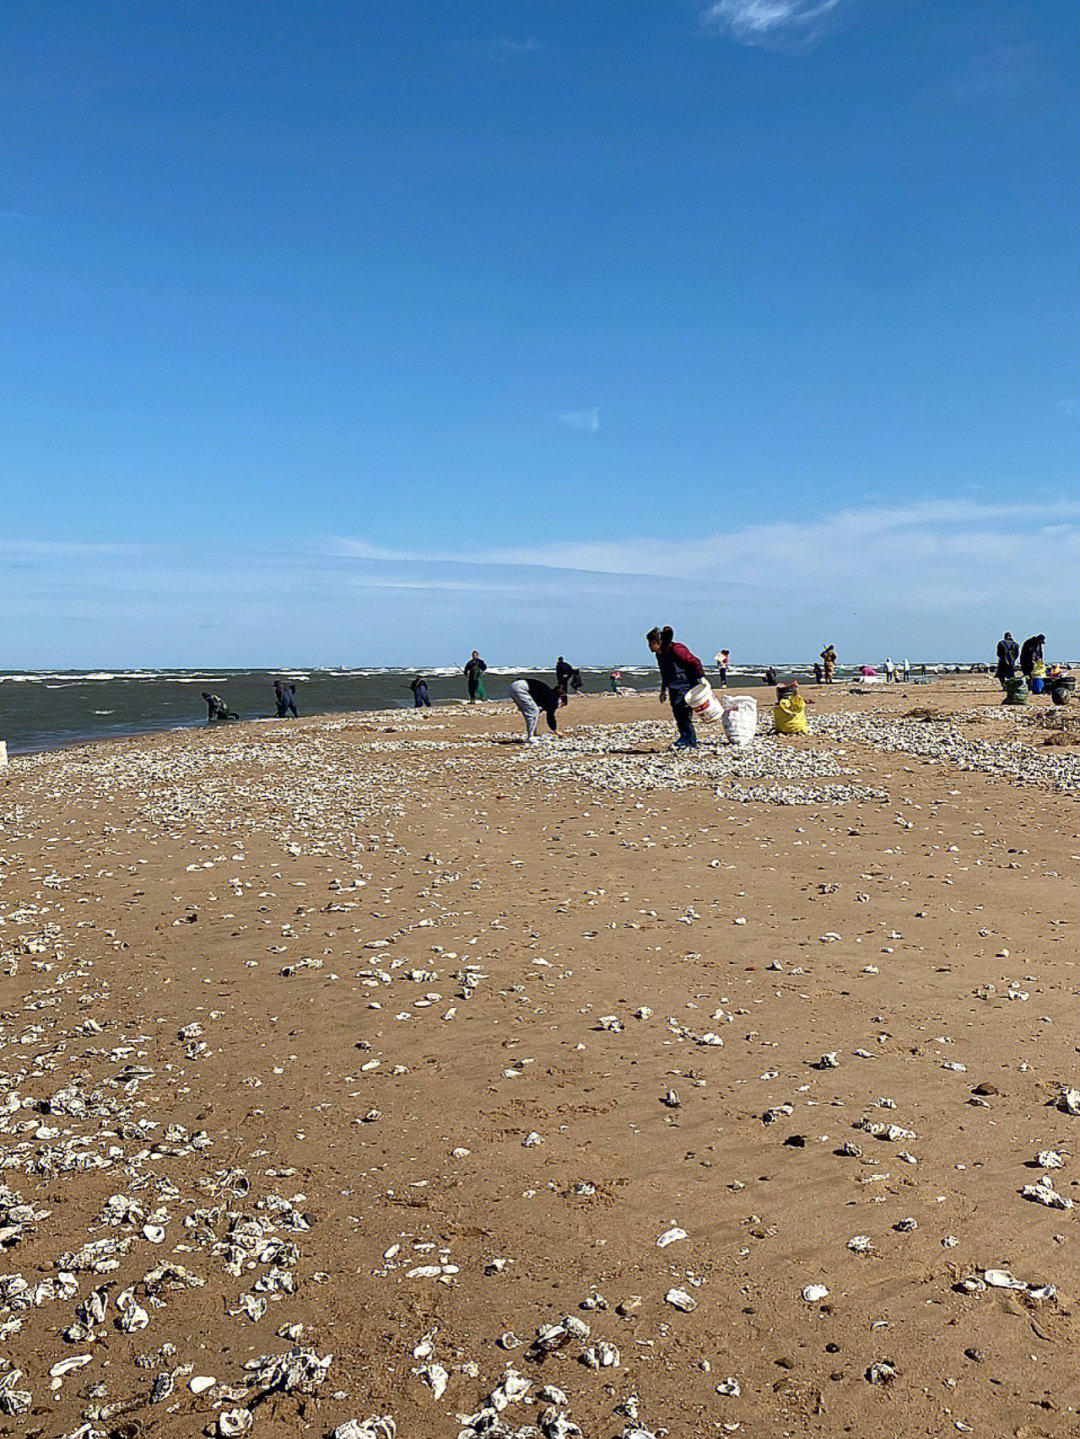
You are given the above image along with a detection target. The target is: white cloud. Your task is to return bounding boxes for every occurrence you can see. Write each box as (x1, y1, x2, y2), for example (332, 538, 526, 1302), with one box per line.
(10, 497, 1080, 666)
(701, 0, 847, 44)
(557, 407, 600, 433)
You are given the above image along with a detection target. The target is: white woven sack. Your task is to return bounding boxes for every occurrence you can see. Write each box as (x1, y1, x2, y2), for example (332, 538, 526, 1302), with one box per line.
(722, 696, 757, 748)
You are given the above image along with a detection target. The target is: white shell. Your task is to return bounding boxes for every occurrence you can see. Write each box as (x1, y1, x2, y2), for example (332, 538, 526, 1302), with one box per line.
(189, 1376, 216, 1394)
(665, 1288, 697, 1311)
(802, 1284, 829, 1302)
(1037, 1150, 1066, 1169)
(656, 1227, 688, 1248)
(982, 1269, 1025, 1289)
(50, 1355, 93, 1378)
(414, 1363, 448, 1401)
(218, 1408, 254, 1436)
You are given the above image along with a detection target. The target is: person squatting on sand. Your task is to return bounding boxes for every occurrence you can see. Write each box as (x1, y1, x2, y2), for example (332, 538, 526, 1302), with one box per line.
(509, 677, 564, 742)
(464, 650, 487, 702)
(410, 675, 432, 708)
(774, 679, 812, 734)
(273, 680, 298, 717)
(996, 631, 1019, 689)
(202, 691, 238, 723)
(646, 625, 705, 750)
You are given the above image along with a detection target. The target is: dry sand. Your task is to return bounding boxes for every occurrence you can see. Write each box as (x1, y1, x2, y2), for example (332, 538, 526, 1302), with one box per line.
(3, 679, 1080, 1438)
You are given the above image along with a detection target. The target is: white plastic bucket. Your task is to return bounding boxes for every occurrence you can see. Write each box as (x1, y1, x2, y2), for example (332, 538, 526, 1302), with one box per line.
(685, 679, 723, 723)
(721, 695, 757, 747)
(0, 741, 6, 767)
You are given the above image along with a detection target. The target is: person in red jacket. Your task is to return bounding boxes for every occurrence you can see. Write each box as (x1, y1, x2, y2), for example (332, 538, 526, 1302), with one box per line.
(646, 625, 705, 749)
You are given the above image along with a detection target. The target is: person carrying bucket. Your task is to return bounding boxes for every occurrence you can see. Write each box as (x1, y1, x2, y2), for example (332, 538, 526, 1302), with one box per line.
(646, 626, 705, 750)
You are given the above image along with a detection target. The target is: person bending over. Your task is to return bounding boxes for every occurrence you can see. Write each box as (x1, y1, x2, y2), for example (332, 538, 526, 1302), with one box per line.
(410, 675, 432, 708)
(509, 677, 564, 742)
(202, 692, 237, 723)
(646, 626, 705, 750)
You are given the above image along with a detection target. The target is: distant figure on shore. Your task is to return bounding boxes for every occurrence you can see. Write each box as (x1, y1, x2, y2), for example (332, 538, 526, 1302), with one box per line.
(714, 649, 730, 688)
(884, 657, 896, 683)
(774, 680, 811, 735)
(569, 667, 583, 695)
(763, 665, 778, 687)
(610, 670, 622, 693)
(995, 632, 1019, 690)
(509, 677, 565, 742)
(646, 625, 705, 750)
(555, 656, 574, 692)
(274, 680, 298, 717)
(813, 662, 824, 684)
(1020, 634, 1046, 681)
(820, 644, 837, 683)
(902, 658, 910, 681)
(410, 675, 432, 708)
(464, 651, 487, 703)
(202, 691, 238, 723)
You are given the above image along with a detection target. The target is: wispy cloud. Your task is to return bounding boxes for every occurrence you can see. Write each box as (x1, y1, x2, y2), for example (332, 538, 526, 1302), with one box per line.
(454, 37, 543, 64)
(1060, 398, 1077, 419)
(557, 407, 600, 433)
(11, 498, 1080, 666)
(700, 0, 848, 46)
(954, 39, 1044, 102)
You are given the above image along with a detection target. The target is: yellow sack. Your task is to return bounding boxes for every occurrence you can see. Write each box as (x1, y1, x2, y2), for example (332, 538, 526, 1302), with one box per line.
(774, 697, 808, 735)
(1032, 660, 1047, 678)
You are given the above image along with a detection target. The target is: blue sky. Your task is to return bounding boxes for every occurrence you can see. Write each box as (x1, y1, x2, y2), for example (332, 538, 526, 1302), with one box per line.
(3, 1, 1078, 667)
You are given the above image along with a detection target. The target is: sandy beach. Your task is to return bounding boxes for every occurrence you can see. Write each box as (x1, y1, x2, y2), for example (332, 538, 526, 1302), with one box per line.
(4, 679, 1080, 1439)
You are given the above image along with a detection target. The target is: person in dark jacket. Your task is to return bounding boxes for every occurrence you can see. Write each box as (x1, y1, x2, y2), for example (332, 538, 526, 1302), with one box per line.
(1019, 634, 1045, 679)
(464, 651, 487, 702)
(274, 680, 298, 717)
(995, 632, 1019, 689)
(410, 675, 432, 708)
(509, 677, 565, 741)
(555, 656, 574, 692)
(202, 691, 237, 722)
(646, 625, 705, 749)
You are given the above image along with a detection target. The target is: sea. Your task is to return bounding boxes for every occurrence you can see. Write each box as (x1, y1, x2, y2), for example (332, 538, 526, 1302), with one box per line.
(0, 663, 950, 756)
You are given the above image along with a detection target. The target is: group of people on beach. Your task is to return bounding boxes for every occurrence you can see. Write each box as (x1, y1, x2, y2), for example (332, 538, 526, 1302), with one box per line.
(199, 628, 1070, 749)
(994, 631, 1069, 701)
(202, 680, 298, 723)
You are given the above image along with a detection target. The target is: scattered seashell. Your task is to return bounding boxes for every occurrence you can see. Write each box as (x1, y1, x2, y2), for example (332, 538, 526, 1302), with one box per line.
(582, 1341, 620, 1368)
(656, 1227, 687, 1248)
(50, 1354, 93, 1378)
(414, 1362, 448, 1400)
(1037, 1150, 1066, 1169)
(664, 1288, 696, 1311)
(802, 1284, 829, 1303)
(189, 1375, 216, 1394)
(982, 1269, 1026, 1289)
(218, 1408, 254, 1436)
(1021, 1177, 1073, 1210)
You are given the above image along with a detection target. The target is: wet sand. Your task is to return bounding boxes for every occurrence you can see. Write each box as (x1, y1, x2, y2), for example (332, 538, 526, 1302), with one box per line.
(3, 678, 1080, 1438)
